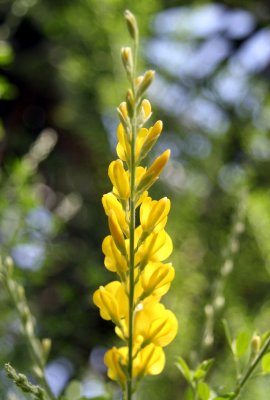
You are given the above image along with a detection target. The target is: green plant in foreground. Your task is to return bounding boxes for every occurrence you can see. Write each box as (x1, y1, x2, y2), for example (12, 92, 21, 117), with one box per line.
(93, 9, 178, 400)
(0, 257, 55, 400)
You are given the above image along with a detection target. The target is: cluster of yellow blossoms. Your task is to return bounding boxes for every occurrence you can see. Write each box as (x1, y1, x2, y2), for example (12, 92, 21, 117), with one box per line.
(93, 10, 178, 395)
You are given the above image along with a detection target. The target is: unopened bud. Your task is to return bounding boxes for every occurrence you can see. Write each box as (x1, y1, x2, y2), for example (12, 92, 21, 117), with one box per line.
(136, 149, 170, 193)
(42, 338, 52, 360)
(5, 256, 14, 275)
(126, 89, 135, 117)
(251, 335, 261, 354)
(32, 365, 43, 379)
(118, 102, 128, 120)
(108, 210, 126, 255)
(136, 70, 155, 98)
(124, 10, 138, 41)
(121, 47, 133, 78)
(140, 120, 163, 160)
(141, 99, 152, 121)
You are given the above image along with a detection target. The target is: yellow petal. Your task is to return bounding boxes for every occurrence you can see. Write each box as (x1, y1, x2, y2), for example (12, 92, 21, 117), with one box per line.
(140, 120, 163, 160)
(102, 235, 128, 274)
(93, 281, 128, 323)
(108, 160, 130, 199)
(104, 347, 127, 385)
(116, 123, 130, 162)
(108, 210, 126, 254)
(136, 150, 170, 193)
(141, 99, 152, 120)
(141, 262, 175, 297)
(138, 230, 173, 266)
(140, 197, 170, 233)
(134, 302, 178, 347)
(134, 344, 165, 376)
(102, 192, 129, 236)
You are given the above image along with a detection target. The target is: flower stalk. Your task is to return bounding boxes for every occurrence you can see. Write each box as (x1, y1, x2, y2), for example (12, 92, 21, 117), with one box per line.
(93, 10, 178, 399)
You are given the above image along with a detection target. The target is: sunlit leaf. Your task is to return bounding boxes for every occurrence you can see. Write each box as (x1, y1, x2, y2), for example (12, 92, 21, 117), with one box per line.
(194, 358, 214, 380)
(235, 331, 250, 358)
(197, 382, 210, 400)
(262, 353, 270, 374)
(175, 356, 193, 383)
(0, 42, 13, 65)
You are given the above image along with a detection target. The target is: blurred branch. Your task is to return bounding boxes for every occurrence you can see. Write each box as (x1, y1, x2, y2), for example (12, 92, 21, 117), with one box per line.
(199, 189, 248, 359)
(5, 363, 46, 400)
(0, 256, 56, 400)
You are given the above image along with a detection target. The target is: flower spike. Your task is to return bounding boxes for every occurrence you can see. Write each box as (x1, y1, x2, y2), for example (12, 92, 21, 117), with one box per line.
(93, 10, 178, 399)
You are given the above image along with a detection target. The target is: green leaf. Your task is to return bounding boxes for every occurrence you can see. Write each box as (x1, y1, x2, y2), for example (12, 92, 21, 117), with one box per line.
(235, 331, 250, 358)
(0, 42, 13, 65)
(214, 394, 235, 400)
(194, 359, 214, 380)
(262, 353, 270, 374)
(175, 356, 193, 383)
(0, 76, 17, 100)
(65, 380, 81, 400)
(197, 382, 210, 400)
(185, 387, 195, 400)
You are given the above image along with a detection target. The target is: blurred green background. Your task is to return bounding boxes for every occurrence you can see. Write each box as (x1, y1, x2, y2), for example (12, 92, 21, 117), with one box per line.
(1, 0, 270, 398)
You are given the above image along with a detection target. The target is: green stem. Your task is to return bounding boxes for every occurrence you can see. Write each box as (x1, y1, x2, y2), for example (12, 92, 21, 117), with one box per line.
(127, 37, 138, 400)
(232, 334, 270, 399)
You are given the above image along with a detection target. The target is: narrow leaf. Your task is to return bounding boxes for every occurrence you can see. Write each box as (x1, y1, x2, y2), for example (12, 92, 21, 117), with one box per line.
(175, 356, 192, 383)
(222, 320, 233, 353)
(235, 331, 250, 358)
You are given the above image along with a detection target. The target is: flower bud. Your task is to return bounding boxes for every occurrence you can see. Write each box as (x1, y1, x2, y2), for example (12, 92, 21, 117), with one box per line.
(121, 47, 133, 79)
(124, 10, 138, 41)
(251, 335, 261, 354)
(136, 150, 170, 193)
(108, 210, 126, 255)
(108, 160, 130, 199)
(42, 338, 52, 361)
(136, 70, 155, 98)
(126, 89, 135, 118)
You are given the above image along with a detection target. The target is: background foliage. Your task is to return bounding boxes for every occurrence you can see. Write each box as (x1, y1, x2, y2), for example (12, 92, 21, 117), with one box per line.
(1, 0, 270, 399)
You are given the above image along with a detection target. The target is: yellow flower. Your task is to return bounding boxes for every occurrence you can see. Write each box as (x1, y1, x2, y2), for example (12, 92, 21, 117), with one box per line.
(140, 262, 175, 298)
(134, 344, 165, 377)
(140, 196, 170, 233)
(117, 117, 163, 165)
(102, 235, 128, 275)
(93, 281, 127, 323)
(116, 123, 131, 163)
(108, 160, 130, 199)
(104, 344, 165, 385)
(134, 302, 178, 347)
(140, 120, 163, 160)
(108, 210, 126, 255)
(140, 99, 152, 122)
(102, 193, 129, 236)
(136, 149, 170, 193)
(137, 229, 173, 268)
(104, 346, 127, 386)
